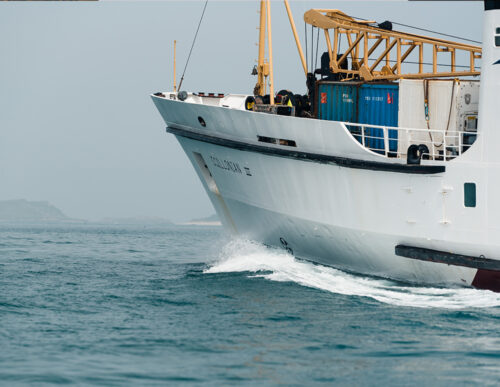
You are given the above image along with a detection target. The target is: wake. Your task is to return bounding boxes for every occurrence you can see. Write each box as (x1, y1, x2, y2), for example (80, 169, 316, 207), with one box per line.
(204, 239, 500, 309)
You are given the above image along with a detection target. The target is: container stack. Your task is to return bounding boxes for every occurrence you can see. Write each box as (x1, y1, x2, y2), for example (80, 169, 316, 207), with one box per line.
(317, 79, 479, 158)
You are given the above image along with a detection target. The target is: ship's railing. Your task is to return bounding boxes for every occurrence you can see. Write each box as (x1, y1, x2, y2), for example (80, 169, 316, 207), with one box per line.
(342, 122, 478, 161)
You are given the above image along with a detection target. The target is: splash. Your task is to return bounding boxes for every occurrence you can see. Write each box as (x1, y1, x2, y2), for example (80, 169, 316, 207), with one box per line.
(204, 239, 500, 309)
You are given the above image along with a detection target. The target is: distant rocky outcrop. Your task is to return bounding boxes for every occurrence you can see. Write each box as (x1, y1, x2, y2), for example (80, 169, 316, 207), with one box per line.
(182, 213, 221, 226)
(100, 216, 173, 225)
(0, 199, 70, 222)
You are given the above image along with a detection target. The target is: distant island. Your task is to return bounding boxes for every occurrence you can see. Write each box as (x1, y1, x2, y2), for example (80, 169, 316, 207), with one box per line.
(181, 214, 221, 226)
(100, 216, 173, 225)
(0, 199, 220, 226)
(0, 199, 72, 222)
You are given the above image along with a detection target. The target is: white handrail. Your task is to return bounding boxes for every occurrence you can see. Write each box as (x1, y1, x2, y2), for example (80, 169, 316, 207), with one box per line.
(340, 121, 478, 161)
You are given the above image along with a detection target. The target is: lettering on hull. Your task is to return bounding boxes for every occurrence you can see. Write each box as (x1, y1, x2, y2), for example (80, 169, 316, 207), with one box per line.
(210, 156, 243, 174)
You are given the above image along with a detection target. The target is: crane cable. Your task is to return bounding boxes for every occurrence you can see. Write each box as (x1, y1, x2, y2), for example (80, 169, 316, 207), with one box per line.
(178, 0, 209, 91)
(349, 14, 481, 45)
(390, 21, 481, 45)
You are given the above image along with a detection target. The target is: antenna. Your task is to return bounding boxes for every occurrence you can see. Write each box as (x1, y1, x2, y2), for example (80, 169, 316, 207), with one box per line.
(173, 40, 177, 92)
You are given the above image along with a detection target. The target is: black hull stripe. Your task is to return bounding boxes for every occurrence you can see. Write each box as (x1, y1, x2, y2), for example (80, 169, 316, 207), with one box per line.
(395, 245, 500, 271)
(167, 127, 446, 175)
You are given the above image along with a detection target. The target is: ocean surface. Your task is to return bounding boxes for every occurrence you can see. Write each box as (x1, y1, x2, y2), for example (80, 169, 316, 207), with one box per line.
(1, 223, 500, 386)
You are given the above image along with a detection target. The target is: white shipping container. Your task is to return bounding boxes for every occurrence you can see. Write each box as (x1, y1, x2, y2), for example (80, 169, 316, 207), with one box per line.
(397, 79, 480, 157)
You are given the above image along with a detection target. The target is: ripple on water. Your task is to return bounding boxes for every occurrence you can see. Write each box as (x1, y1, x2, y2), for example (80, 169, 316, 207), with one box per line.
(2, 224, 500, 386)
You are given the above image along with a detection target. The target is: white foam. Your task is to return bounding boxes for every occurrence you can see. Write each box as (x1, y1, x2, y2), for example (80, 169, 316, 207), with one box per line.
(204, 239, 500, 309)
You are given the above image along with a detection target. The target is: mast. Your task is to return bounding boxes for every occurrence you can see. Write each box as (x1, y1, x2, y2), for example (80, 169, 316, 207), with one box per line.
(173, 40, 177, 92)
(255, 1, 267, 96)
(254, 0, 275, 103)
(267, 0, 275, 104)
(284, 0, 307, 76)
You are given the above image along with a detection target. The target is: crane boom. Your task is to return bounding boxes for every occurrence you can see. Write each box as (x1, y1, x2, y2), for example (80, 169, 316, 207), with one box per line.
(304, 9, 481, 81)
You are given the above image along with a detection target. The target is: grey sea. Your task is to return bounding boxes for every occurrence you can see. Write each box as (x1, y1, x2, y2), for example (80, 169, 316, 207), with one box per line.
(2, 223, 500, 386)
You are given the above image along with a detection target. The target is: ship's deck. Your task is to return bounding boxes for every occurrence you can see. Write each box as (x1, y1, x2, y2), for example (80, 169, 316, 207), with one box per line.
(152, 91, 478, 164)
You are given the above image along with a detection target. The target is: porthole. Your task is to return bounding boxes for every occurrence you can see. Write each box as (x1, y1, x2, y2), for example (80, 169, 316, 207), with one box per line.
(495, 27, 500, 47)
(198, 116, 206, 127)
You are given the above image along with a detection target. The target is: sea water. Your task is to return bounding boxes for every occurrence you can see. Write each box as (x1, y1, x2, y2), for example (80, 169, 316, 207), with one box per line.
(1, 223, 500, 385)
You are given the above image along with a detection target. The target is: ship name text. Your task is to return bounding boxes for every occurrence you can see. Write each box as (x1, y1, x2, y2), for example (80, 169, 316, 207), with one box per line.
(210, 156, 242, 174)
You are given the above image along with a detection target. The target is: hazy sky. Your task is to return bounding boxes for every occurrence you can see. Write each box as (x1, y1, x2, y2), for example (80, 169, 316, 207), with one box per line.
(0, 1, 483, 222)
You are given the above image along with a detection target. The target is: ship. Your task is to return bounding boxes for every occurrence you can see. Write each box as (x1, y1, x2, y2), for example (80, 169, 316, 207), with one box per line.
(152, 0, 500, 292)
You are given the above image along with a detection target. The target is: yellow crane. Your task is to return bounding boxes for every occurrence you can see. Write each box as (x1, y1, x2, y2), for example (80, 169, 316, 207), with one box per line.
(304, 9, 481, 81)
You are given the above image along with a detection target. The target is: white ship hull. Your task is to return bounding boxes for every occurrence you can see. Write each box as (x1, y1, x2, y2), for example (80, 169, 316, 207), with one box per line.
(152, 93, 500, 291)
(151, 2, 500, 292)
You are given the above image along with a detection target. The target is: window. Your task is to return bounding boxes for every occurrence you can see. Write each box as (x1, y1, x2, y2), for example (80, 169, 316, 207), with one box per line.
(496, 28, 500, 46)
(465, 116, 478, 131)
(464, 183, 476, 208)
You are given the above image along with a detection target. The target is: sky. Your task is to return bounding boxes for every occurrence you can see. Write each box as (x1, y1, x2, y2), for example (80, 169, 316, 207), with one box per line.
(0, 1, 483, 222)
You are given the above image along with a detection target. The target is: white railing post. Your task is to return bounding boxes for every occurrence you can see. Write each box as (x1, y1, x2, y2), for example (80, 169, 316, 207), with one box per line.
(383, 126, 388, 156)
(340, 122, 475, 162)
(445, 132, 449, 160)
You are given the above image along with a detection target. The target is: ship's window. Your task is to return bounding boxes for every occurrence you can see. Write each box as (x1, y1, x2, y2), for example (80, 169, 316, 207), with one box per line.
(465, 116, 478, 131)
(257, 135, 297, 147)
(496, 28, 500, 34)
(496, 36, 500, 47)
(464, 183, 476, 208)
(257, 135, 277, 144)
(198, 116, 206, 127)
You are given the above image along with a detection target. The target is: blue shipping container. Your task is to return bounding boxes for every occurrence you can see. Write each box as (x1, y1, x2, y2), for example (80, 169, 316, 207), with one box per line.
(317, 82, 359, 122)
(358, 84, 399, 152)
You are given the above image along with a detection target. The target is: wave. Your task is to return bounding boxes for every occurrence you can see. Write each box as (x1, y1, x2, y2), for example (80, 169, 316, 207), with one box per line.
(204, 239, 500, 309)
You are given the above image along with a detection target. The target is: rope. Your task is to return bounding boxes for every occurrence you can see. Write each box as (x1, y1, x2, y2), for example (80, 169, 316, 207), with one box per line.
(422, 79, 456, 150)
(314, 26, 320, 72)
(423, 79, 436, 150)
(390, 21, 481, 45)
(178, 0, 209, 91)
(311, 25, 314, 73)
(304, 22, 308, 72)
(442, 80, 456, 147)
